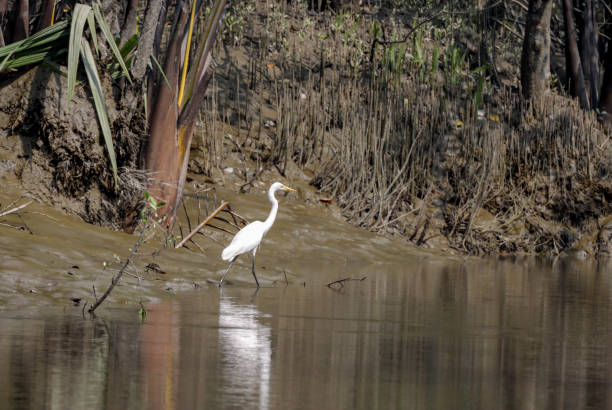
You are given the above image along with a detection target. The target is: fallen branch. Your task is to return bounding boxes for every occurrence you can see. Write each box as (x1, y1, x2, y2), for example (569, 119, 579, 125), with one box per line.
(326, 276, 367, 288)
(175, 201, 228, 249)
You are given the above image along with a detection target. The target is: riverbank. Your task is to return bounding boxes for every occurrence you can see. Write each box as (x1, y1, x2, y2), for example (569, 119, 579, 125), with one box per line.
(0, 168, 446, 311)
(0, 0, 611, 258)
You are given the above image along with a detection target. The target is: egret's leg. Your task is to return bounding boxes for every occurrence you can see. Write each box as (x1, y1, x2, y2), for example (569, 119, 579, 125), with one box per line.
(251, 253, 260, 288)
(219, 259, 236, 287)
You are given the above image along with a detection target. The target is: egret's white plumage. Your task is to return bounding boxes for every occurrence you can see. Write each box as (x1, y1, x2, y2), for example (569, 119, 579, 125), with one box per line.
(222, 221, 266, 261)
(219, 182, 296, 287)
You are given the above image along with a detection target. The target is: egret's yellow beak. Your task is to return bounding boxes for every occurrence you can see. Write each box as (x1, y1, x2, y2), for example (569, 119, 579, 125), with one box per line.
(281, 184, 296, 192)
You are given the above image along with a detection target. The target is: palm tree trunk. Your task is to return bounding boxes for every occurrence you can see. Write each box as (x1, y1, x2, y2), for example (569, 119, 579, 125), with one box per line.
(144, 2, 189, 225)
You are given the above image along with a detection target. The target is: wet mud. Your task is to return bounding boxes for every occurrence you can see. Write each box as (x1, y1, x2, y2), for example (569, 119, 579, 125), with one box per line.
(0, 65, 144, 230)
(0, 169, 440, 311)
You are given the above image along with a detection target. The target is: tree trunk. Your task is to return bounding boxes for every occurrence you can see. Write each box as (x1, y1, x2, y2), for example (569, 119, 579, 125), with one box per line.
(580, 0, 600, 108)
(562, 0, 589, 108)
(37, 0, 56, 32)
(13, 0, 29, 41)
(598, 13, 612, 125)
(132, 0, 164, 82)
(601, 54, 612, 125)
(520, 0, 553, 101)
(120, 0, 139, 46)
(0, 0, 7, 47)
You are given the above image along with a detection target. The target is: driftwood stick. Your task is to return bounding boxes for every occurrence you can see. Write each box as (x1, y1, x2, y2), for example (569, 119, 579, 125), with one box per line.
(175, 201, 228, 249)
(0, 201, 32, 218)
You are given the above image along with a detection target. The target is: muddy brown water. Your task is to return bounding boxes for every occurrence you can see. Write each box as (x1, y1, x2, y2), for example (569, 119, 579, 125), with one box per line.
(1, 182, 612, 409)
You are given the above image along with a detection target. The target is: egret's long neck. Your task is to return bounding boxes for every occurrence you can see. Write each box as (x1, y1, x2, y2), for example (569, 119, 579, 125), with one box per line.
(262, 189, 279, 235)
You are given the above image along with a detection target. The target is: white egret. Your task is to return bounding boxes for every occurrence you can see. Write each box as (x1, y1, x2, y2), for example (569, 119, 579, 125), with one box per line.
(219, 182, 296, 287)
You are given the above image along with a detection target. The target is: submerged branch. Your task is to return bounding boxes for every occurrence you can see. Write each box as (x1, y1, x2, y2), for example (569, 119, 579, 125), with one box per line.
(326, 276, 367, 288)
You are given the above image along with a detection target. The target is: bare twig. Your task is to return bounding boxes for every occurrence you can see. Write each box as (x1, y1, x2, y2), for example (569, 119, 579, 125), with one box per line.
(175, 201, 229, 248)
(223, 205, 249, 224)
(20, 211, 58, 221)
(0, 201, 32, 218)
(16, 214, 32, 234)
(509, 0, 528, 11)
(0, 198, 21, 213)
(88, 218, 149, 314)
(210, 216, 241, 231)
(196, 230, 226, 246)
(188, 238, 206, 253)
(0, 222, 25, 230)
(326, 276, 367, 288)
(182, 199, 192, 232)
(370, 9, 444, 64)
(204, 222, 236, 235)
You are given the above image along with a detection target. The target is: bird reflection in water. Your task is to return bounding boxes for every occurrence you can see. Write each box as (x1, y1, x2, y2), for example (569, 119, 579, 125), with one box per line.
(218, 291, 272, 409)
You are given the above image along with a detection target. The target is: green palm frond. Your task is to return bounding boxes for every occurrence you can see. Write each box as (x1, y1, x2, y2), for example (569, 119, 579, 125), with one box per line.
(0, 20, 69, 71)
(0, 2, 132, 187)
(67, 3, 91, 104)
(93, 2, 131, 84)
(80, 38, 118, 186)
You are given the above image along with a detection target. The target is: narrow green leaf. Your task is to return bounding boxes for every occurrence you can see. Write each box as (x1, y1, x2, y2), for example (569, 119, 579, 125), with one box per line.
(0, 46, 19, 71)
(0, 20, 69, 72)
(67, 4, 92, 106)
(150, 54, 171, 89)
(0, 20, 69, 58)
(79, 38, 119, 187)
(87, 13, 99, 56)
(93, 2, 132, 85)
(2, 46, 63, 69)
(108, 34, 138, 79)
